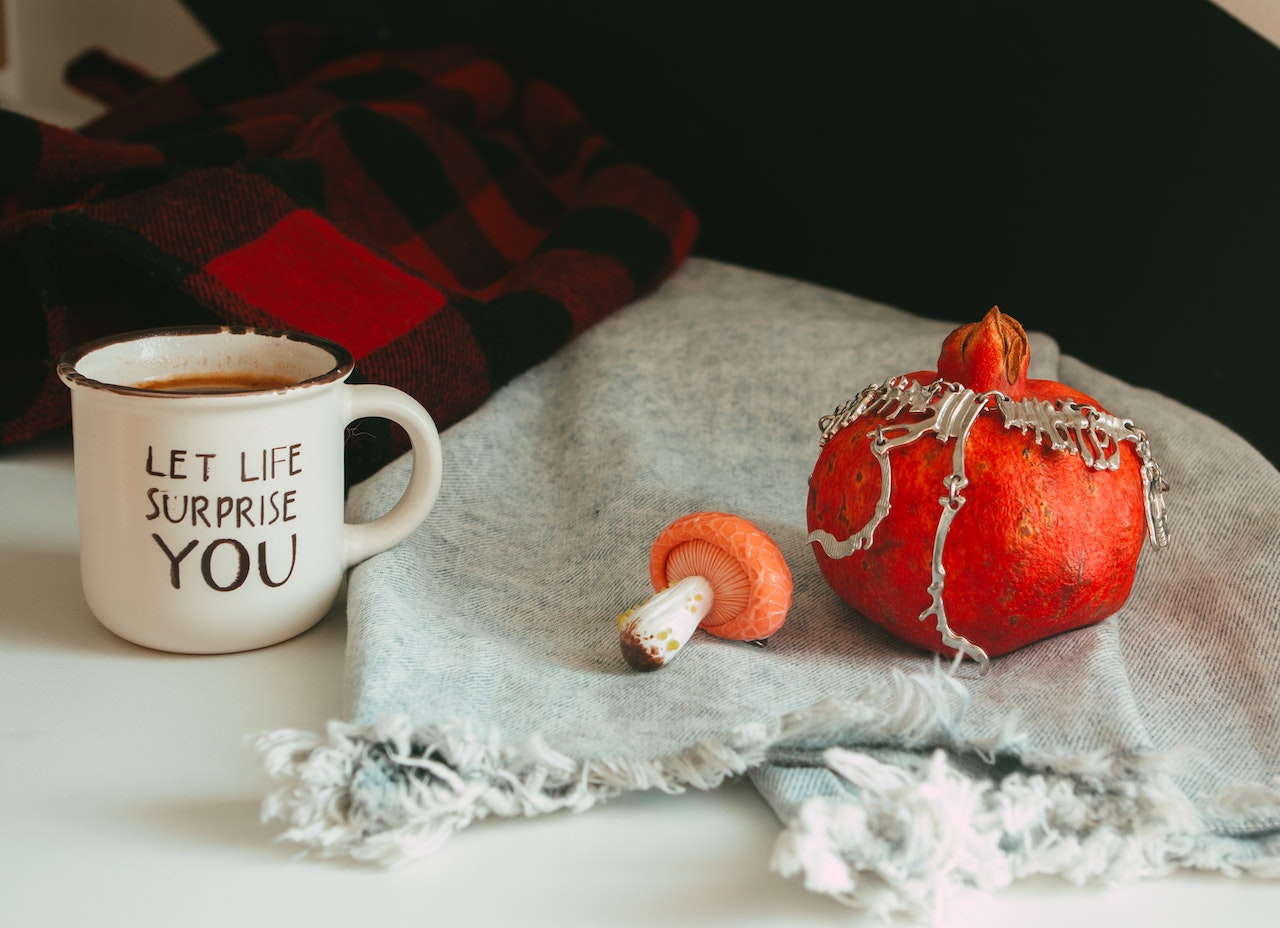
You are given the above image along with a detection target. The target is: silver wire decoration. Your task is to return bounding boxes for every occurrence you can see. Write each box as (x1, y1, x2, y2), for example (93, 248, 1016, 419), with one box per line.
(809, 376, 1171, 675)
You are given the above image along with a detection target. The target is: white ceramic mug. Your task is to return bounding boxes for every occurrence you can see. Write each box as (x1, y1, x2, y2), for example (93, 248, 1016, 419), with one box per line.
(57, 326, 443, 654)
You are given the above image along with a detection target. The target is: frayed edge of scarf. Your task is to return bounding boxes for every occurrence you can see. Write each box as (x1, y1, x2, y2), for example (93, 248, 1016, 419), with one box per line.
(769, 748, 1213, 923)
(253, 666, 1280, 919)
(254, 710, 787, 867)
(766, 675, 1280, 924)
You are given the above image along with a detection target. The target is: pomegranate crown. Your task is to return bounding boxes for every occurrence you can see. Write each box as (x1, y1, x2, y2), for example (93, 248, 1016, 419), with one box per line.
(935, 306, 1029, 396)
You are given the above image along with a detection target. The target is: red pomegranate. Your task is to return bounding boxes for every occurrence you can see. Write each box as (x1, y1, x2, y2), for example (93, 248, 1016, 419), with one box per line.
(806, 307, 1168, 672)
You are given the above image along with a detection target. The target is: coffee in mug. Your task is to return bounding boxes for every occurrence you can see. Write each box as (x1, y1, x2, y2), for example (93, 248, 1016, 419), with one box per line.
(133, 371, 302, 393)
(58, 326, 443, 654)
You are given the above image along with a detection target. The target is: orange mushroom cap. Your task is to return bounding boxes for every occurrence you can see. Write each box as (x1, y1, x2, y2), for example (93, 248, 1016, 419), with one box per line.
(647, 511, 793, 641)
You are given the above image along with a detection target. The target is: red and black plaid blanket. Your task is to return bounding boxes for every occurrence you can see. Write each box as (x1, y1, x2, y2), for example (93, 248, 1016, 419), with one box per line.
(0, 25, 697, 480)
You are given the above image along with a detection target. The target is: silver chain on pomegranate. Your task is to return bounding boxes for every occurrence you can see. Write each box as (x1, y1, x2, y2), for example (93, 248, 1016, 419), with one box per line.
(809, 376, 1171, 675)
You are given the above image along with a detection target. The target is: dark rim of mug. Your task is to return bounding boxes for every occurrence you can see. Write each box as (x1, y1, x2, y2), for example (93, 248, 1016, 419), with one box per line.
(56, 326, 356, 398)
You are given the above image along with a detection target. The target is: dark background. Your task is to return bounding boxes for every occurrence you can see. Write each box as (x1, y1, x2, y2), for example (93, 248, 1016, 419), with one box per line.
(181, 0, 1280, 467)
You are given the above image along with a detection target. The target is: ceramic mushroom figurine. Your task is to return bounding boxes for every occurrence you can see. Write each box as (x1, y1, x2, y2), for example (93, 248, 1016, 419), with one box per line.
(617, 511, 793, 670)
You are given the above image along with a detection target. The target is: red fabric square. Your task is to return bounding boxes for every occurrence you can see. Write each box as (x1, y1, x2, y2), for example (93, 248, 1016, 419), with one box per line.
(205, 209, 448, 358)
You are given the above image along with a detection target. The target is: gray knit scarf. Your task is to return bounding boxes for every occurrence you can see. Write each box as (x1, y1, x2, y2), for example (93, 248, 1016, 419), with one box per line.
(257, 258, 1280, 921)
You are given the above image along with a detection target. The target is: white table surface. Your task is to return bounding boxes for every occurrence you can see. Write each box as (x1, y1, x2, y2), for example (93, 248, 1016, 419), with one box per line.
(3, 431, 1279, 928)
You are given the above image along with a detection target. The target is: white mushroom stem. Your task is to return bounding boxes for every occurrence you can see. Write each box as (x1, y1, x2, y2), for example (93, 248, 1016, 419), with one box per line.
(617, 575, 715, 671)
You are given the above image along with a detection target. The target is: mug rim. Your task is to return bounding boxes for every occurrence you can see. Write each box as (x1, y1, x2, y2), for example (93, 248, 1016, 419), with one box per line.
(57, 325, 356, 398)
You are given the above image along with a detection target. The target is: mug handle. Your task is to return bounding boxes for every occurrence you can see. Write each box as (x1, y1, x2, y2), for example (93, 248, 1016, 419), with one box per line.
(341, 384, 444, 568)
